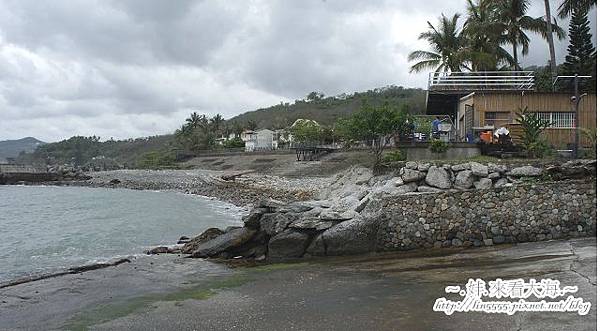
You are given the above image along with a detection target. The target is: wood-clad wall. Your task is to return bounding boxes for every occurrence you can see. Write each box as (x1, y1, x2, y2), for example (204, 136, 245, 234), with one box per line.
(472, 92, 597, 148)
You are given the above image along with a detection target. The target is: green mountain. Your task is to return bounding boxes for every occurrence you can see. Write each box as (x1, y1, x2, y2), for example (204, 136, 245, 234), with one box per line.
(16, 85, 426, 168)
(226, 85, 426, 129)
(0, 137, 46, 162)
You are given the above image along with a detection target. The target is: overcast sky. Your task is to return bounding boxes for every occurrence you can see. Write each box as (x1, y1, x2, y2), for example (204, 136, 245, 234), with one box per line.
(0, 0, 596, 142)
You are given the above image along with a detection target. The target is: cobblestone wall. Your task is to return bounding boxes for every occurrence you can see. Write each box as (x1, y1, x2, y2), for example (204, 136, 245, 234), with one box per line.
(375, 180, 597, 251)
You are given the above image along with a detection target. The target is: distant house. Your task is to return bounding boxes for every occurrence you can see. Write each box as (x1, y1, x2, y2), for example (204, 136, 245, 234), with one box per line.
(245, 129, 278, 152)
(241, 130, 255, 142)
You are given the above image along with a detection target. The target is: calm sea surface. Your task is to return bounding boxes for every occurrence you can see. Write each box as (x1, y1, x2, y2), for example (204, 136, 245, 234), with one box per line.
(0, 185, 242, 282)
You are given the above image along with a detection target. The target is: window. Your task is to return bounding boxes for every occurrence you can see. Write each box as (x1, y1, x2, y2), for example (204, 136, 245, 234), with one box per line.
(535, 112, 575, 128)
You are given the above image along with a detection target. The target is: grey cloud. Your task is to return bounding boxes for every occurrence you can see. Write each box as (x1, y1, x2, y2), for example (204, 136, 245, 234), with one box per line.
(0, 0, 595, 141)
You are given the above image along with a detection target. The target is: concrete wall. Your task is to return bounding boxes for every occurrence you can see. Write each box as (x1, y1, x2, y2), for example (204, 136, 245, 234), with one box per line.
(403, 144, 481, 160)
(373, 180, 596, 251)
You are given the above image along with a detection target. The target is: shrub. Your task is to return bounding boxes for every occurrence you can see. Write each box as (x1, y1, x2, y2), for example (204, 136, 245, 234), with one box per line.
(429, 140, 449, 154)
(383, 150, 407, 163)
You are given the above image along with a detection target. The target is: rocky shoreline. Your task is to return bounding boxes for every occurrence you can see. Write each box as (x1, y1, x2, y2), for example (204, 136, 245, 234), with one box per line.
(147, 159, 597, 261)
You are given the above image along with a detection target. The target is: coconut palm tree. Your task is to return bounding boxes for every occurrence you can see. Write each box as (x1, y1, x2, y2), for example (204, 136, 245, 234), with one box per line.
(558, 0, 596, 18)
(210, 114, 225, 132)
(408, 13, 468, 73)
(497, 0, 565, 70)
(462, 0, 514, 71)
(185, 112, 202, 129)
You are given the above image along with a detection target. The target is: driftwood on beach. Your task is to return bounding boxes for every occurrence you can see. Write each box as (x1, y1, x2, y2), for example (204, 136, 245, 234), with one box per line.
(220, 170, 255, 181)
(0, 258, 131, 289)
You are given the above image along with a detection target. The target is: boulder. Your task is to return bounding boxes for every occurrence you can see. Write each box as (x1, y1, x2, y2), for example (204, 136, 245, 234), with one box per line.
(417, 163, 431, 171)
(508, 166, 542, 177)
(320, 210, 354, 221)
(425, 166, 451, 189)
(267, 230, 312, 259)
(242, 209, 267, 228)
(474, 178, 493, 190)
(470, 162, 488, 177)
(401, 169, 425, 183)
(305, 234, 326, 256)
(451, 163, 471, 172)
(177, 236, 190, 244)
(319, 217, 378, 255)
(288, 218, 335, 231)
(487, 172, 501, 180)
(278, 202, 315, 214)
(405, 161, 418, 170)
(454, 170, 474, 189)
(259, 213, 295, 236)
(494, 178, 509, 188)
(396, 182, 419, 194)
(354, 198, 370, 213)
(190, 228, 257, 258)
(146, 246, 169, 255)
(489, 164, 508, 174)
(182, 228, 225, 254)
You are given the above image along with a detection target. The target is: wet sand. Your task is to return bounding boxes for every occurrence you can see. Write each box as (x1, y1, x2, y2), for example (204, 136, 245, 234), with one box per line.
(0, 238, 595, 330)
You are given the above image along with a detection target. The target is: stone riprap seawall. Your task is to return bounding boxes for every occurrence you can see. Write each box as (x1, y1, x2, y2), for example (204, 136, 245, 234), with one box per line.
(164, 159, 597, 261)
(374, 180, 597, 251)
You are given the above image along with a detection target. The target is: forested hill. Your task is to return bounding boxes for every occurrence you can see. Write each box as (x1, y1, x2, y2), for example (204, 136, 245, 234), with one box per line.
(227, 85, 426, 129)
(0, 137, 45, 162)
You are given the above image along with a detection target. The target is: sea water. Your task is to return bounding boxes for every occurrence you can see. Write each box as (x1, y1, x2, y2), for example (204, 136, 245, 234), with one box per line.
(0, 185, 242, 282)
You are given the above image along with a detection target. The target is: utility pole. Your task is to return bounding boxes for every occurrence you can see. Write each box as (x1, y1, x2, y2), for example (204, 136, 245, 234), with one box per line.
(555, 74, 591, 158)
(544, 0, 558, 90)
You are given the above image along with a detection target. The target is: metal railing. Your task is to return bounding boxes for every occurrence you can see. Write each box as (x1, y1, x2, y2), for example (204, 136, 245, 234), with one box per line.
(428, 71, 535, 91)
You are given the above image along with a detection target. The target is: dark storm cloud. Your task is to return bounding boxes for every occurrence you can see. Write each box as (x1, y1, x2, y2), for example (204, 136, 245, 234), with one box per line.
(0, 0, 595, 141)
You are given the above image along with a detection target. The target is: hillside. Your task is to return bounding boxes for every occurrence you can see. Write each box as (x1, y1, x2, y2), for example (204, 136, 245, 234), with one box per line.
(16, 85, 426, 168)
(16, 135, 176, 168)
(0, 137, 45, 162)
(227, 85, 426, 129)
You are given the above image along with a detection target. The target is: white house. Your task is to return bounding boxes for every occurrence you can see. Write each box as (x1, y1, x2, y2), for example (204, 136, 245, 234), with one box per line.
(245, 129, 278, 152)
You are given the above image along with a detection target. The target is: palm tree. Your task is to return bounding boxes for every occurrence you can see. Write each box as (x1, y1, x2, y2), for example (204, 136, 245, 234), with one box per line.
(210, 114, 225, 132)
(497, 0, 564, 70)
(408, 13, 468, 73)
(463, 0, 514, 71)
(558, 0, 596, 18)
(185, 112, 202, 129)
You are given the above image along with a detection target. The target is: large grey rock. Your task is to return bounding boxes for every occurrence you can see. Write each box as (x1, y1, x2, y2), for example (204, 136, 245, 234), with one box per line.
(508, 166, 542, 177)
(454, 170, 474, 189)
(494, 178, 509, 188)
(259, 213, 295, 236)
(268, 230, 312, 259)
(305, 234, 326, 256)
(401, 168, 425, 183)
(191, 228, 256, 258)
(489, 164, 508, 174)
(470, 162, 489, 177)
(319, 217, 378, 255)
(451, 163, 471, 172)
(278, 202, 314, 214)
(182, 228, 225, 254)
(474, 178, 493, 190)
(288, 218, 335, 231)
(425, 166, 452, 189)
(405, 161, 418, 170)
(397, 182, 418, 194)
(417, 163, 431, 171)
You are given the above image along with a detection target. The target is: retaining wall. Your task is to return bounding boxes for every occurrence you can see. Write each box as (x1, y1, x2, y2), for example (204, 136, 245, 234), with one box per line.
(373, 180, 597, 251)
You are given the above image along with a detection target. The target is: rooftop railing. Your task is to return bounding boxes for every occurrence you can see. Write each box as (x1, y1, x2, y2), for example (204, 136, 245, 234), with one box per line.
(428, 71, 535, 92)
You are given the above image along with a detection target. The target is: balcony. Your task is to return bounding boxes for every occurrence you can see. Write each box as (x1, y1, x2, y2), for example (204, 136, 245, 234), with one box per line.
(428, 71, 535, 93)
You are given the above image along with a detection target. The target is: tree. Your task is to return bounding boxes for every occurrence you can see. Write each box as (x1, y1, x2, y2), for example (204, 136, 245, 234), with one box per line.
(185, 112, 202, 129)
(290, 119, 322, 145)
(516, 107, 552, 158)
(558, 0, 596, 18)
(463, 0, 514, 71)
(563, 3, 597, 91)
(496, 0, 564, 70)
(306, 91, 325, 101)
(210, 114, 225, 133)
(335, 103, 408, 167)
(247, 120, 258, 131)
(408, 14, 468, 73)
